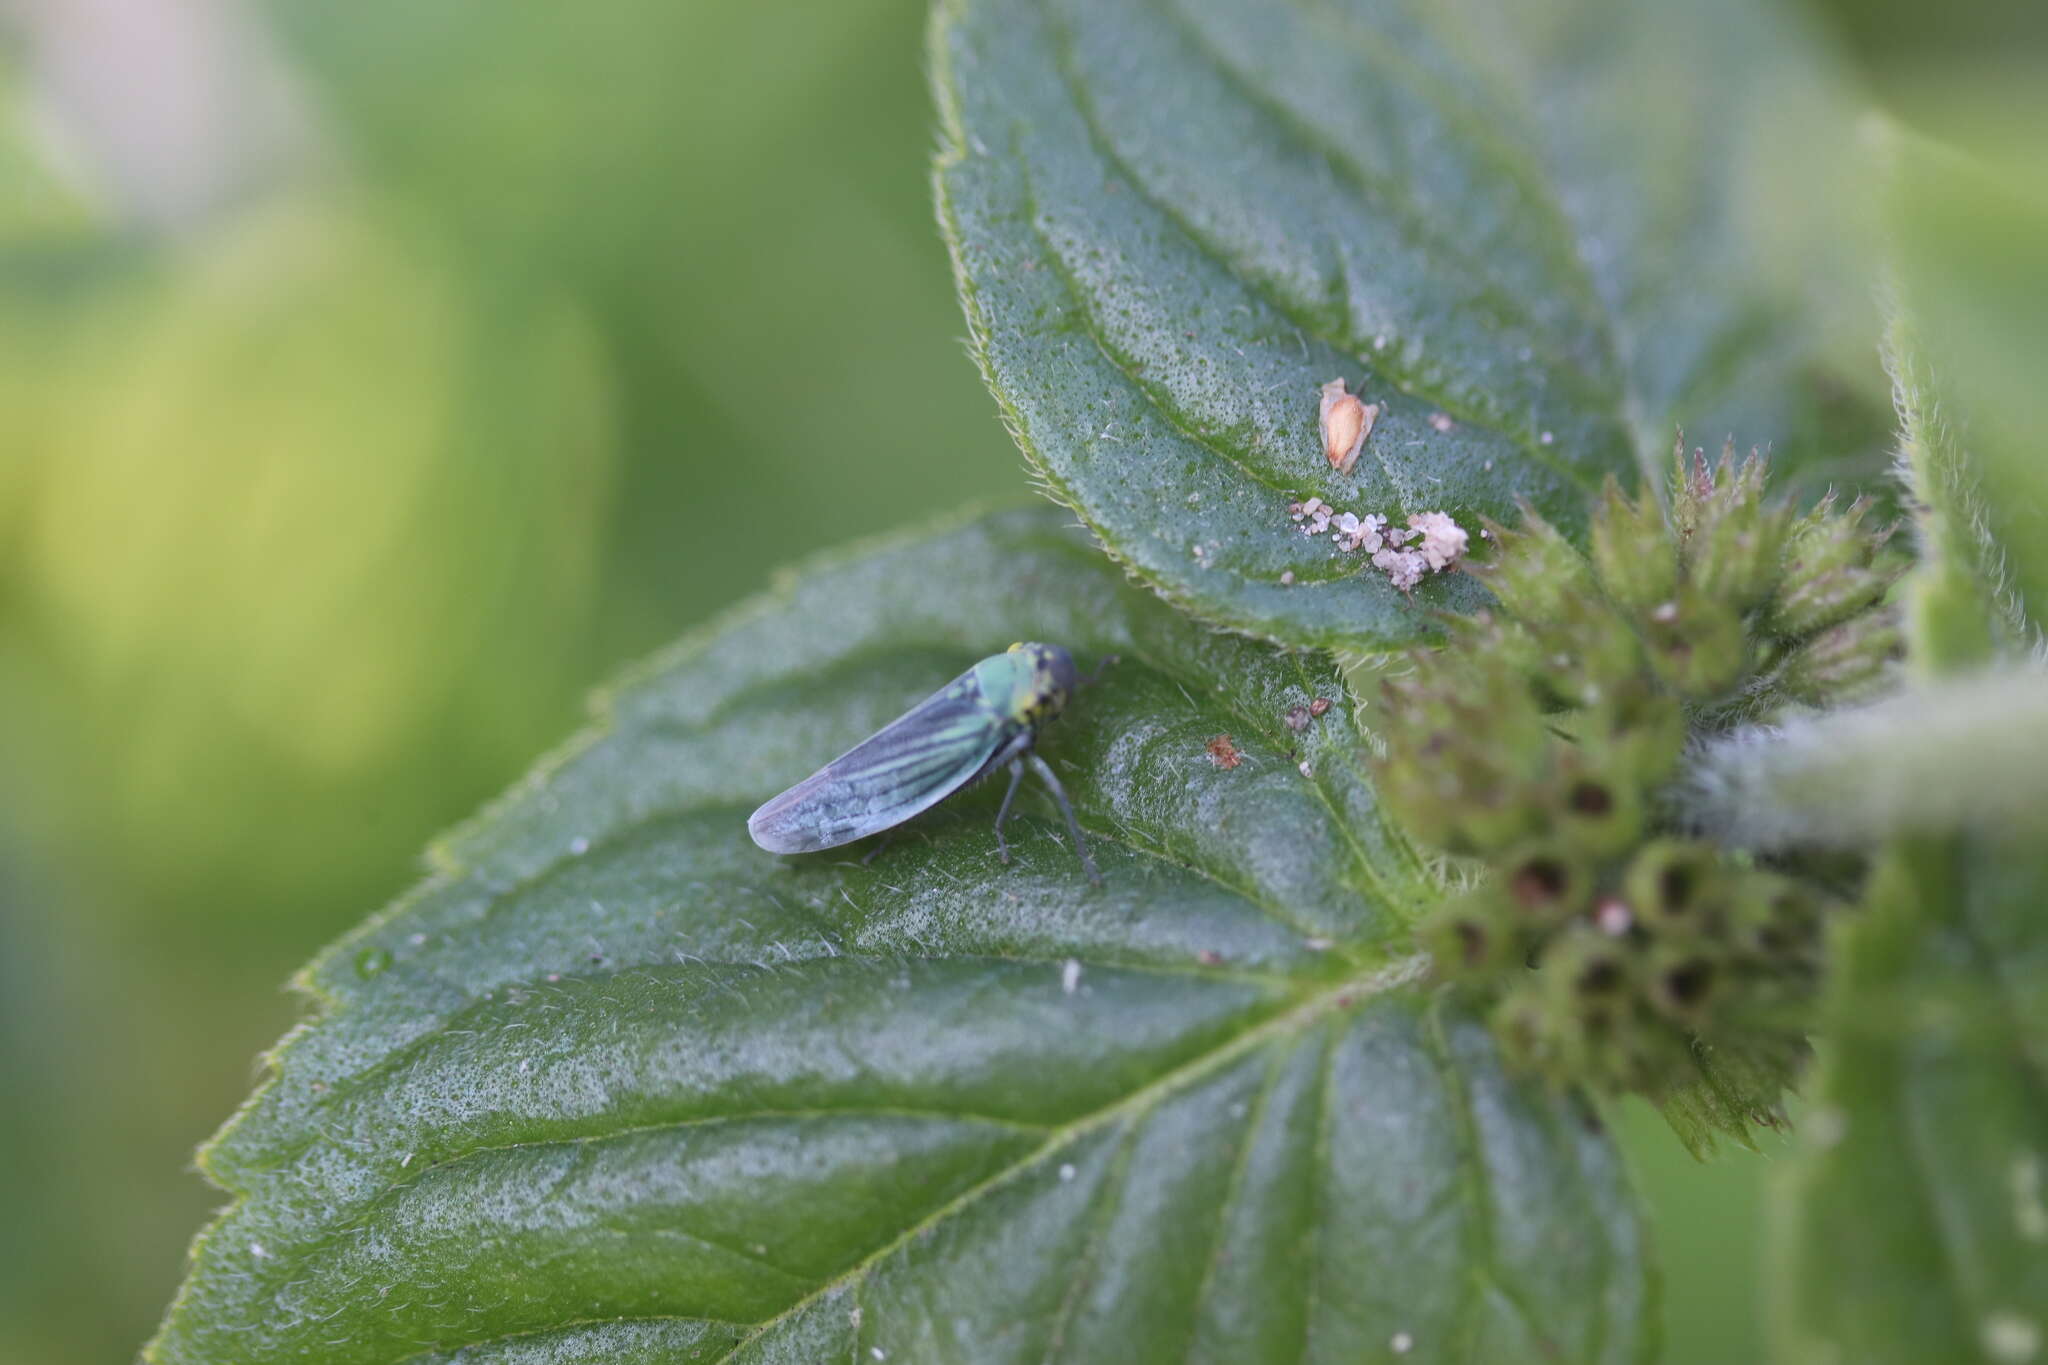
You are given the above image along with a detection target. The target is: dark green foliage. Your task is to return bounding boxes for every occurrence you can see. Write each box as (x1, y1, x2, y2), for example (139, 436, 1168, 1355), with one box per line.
(931, 0, 1880, 653)
(147, 508, 1654, 1364)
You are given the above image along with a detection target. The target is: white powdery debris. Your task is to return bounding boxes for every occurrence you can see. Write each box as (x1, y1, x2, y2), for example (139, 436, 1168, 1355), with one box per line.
(1333, 512, 1387, 553)
(1408, 511, 1469, 571)
(1284, 499, 1468, 592)
(1288, 497, 1335, 537)
(1372, 547, 1427, 590)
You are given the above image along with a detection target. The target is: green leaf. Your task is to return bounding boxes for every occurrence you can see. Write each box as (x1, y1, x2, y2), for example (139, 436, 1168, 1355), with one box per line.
(932, 0, 1873, 651)
(1773, 133, 2048, 1359)
(1770, 838, 2048, 1364)
(1886, 129, 2048, 659)
(151, 506, 1652, 1364)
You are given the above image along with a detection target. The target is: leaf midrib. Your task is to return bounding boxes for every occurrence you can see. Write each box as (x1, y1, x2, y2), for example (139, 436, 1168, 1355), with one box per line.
(230, 621, 1397, 1189)
(708, 951, 1430, 1363)
(1145, 0, 1626, 414)
(1032, 0, 1622, 493)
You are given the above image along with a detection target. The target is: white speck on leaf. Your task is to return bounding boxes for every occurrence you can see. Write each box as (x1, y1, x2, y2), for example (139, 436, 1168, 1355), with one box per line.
(1061, 959, 1081, 996)
(1391, 1331, 1415, 1354)
(1304, 937, 1334, 952)
(568, 836, 590, 856)
(1059, 1163, 1077, 1182)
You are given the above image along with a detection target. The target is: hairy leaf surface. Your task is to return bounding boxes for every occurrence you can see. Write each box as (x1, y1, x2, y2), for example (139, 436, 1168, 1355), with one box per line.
(933, 0, 1871, 649)
(151, 507, 1651, 1364)
(1774, 164, 2048, 1359)
(1772, 839, 2048, 1364)
(1886, 133, 2048, 657)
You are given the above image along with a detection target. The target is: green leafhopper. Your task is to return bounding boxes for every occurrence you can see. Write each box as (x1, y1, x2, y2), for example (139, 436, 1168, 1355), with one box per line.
(747, 642, 1102, 882)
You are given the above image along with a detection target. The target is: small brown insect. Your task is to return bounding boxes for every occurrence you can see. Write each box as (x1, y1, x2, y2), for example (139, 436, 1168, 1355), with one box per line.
(1309, 697, 1332, 717)
(1284, 705, 1312, 732)
(1205, 734, 1243, 769)
(1318, 378, 1377, 475)
(1427, 411, 1455, 433)
(1196, 949, 1225, 966)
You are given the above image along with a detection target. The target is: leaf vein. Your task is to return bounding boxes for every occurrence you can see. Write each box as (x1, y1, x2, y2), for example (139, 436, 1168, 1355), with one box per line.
(1039, 1120, 1139, 1362)
(1040, 0, 1617, 492)
(1145, 0, 1621, 412)
(1179, 1042, 1286, 1360)
(712, 955, 1427, 1362)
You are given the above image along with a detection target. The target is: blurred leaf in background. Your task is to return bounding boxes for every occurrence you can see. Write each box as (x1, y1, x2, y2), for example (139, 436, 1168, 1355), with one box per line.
(1766, 19, 2048, 1355)
(12, 202, 614, 907)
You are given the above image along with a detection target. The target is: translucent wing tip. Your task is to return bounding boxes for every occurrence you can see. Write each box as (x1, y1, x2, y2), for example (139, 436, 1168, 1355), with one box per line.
(746, 794, 811, 854)
(747, 775, 855, 855)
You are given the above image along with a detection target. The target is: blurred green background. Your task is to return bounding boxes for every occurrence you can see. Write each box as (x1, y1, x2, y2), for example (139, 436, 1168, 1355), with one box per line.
(0, 2, 2034, 1362)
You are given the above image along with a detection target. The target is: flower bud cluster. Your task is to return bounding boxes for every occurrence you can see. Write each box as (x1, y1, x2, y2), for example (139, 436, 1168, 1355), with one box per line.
(1377, 443, 1902, 1100)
